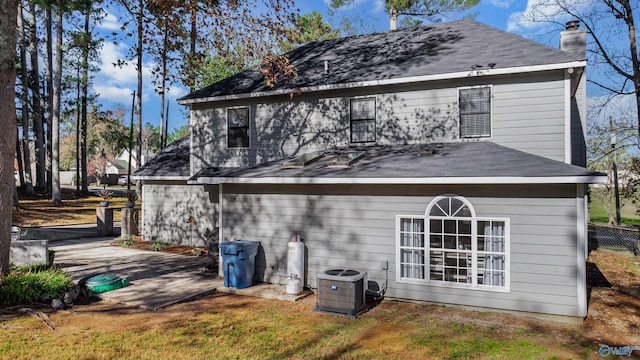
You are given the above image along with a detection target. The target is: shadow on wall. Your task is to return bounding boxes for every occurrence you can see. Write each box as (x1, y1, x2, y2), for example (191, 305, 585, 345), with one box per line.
(220, 185, 394, 291)
(190, 88, 463, 174)
(144, 184, 218, 247)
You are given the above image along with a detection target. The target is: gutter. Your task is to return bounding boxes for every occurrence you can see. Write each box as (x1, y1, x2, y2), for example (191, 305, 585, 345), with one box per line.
(192, 174, 608, 186)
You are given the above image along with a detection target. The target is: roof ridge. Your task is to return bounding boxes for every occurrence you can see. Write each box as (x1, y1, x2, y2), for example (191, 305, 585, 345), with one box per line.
(461, 19, 583, 61)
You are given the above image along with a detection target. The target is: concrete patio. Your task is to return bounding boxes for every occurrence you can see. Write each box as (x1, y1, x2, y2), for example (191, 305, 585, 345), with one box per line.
(51, 236, 311, 310)
(51, 237, 222, 310)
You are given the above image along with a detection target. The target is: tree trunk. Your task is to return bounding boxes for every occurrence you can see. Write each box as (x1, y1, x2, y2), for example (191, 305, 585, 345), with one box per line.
(28, 0, 45, 192)
(51, 0, 62, 205)
(16, 132, 24, 191)
(17, 0, 34, 195)
(45, 4, 53, 195)
(135, 0, 143, 196)
(159, 27, 167, 150)
(80, 5, 89, 194)
(0, 0, 18, 277)
(389, 6, 398, 30)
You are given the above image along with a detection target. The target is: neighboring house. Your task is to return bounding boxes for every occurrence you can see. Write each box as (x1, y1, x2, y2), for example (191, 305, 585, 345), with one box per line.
(134, 19, 607, 319)
(107, 149, 155, 175)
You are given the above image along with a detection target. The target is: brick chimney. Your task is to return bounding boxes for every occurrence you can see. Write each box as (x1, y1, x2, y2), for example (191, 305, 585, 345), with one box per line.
(560, 20, 586, 58)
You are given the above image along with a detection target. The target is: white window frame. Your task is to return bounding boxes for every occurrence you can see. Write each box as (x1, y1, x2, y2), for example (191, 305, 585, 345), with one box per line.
(227, 106, 251, 149)
(349, 96, 377, 143)
(396, 195, 510, 293)
(458, 85, 493, 139)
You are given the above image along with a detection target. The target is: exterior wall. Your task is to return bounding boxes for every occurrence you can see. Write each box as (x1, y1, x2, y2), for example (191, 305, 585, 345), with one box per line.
(190, 71, 569, 175)
(142, 181, 218, 247)
(220, 184, 583, 317)
(570, 70, 587, 167)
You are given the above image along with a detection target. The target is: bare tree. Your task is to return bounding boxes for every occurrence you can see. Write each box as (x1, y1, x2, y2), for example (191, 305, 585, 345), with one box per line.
(522, 0, 640, 137)
(0, 0, 18, 276)
(331, 0, 480, 30)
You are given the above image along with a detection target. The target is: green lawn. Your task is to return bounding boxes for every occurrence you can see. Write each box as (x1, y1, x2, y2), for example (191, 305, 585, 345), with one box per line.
(589, 188, 640, 226)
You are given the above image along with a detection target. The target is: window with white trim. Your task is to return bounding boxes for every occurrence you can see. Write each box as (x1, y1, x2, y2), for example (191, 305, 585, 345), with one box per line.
(227, 107, 250, 148)
(459, 86, 491, 138)
(397, 195, 509, 291)
(350, 97, 376, 143)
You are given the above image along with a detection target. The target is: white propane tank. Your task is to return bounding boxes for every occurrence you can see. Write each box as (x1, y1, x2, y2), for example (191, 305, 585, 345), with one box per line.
(286, 276, 302, 295)
(286, 234, 305, 294)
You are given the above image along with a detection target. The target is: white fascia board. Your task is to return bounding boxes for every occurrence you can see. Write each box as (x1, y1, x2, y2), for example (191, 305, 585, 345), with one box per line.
(178, 61, 587, 105)
(195, 174, 608, 185)
(134, 176, 190, 181)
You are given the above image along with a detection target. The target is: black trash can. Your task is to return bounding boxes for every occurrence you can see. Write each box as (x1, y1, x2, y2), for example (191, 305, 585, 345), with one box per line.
(219, 240, 260, 289)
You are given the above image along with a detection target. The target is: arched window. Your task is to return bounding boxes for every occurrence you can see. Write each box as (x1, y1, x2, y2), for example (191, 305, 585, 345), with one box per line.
(397, 195, 509, 291)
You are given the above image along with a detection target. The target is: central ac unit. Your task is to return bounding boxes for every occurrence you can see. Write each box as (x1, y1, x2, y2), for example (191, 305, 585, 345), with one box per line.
(316, 268, 367, 317)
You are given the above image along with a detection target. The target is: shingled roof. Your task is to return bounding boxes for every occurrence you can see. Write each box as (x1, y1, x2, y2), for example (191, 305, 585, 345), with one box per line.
(180, 19, 583, 103)
(191, 142, 606, 185)
(133, 136, 190, 180)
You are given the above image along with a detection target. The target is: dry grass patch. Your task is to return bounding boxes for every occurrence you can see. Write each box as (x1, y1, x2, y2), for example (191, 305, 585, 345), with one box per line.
(13, 190, 127, 227)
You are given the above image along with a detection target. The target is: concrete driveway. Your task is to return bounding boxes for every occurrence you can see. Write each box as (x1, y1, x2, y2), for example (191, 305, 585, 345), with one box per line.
(51, 237, 223, 309)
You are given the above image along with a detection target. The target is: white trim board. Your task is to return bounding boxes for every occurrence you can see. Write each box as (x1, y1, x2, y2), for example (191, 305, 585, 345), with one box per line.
(194, 175, 607, 185)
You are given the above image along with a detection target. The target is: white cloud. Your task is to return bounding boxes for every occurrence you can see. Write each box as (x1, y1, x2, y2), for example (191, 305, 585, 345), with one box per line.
(323, 0, 371, 11)
(485, 0, 513, 9)
(93, 84, 133, 102)
(99, 12, 121, 31)
(167, 86, 188, 99)
(506, 0, 586, 33)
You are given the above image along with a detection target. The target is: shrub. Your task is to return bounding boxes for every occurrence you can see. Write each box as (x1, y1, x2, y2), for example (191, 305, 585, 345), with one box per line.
(0, 265, 74, 307)
(118, 235, 136, 248)
(150, 241, 169, 251)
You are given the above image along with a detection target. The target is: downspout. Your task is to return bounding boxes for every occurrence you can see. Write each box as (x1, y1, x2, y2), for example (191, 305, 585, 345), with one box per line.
(576, 183, 587, 318)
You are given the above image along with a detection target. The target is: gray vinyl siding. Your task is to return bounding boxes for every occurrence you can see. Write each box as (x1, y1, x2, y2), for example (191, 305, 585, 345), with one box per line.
(189, 71, 569, 175)
(142, 181, 219, 246)
(220, 184, 582, 317)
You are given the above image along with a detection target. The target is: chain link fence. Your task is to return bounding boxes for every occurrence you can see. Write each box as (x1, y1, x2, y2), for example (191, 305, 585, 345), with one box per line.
(589, 224, 640, 256)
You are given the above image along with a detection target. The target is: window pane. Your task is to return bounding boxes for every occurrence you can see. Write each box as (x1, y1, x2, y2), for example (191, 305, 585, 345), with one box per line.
(459, 87, 491, 138)
(400, 249, 424, 279)
(437, 198, 450, 216)
(477, 221, 489, 235)
(430, 219, 442, 233)
(351, 119, 375, 142)
(228, 108, 249, 148)
(228, 127, 249, 147)
(444, 235, 457, 249)
(459, 235, 471, 250)
(228, 108, 249, 127)
(477, 255, 505, 286)
(459, 220, 471, 235)
(429, 251, 444, 280)
(450, 198, 464, 216)
(443, 252, 472, 283)
(444, 220, 456, 234)
(350, 98, 375, 120)
(400, 218, 423, 247)
(400, 218, 413, 232)
(430, 235, 442, 248)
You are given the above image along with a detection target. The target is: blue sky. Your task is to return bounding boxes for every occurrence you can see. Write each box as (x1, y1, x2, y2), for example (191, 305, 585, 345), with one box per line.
(91, 0, 590, 133)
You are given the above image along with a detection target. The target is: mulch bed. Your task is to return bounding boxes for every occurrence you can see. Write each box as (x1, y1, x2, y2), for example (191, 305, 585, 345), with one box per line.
(110, 237, 208, 257)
